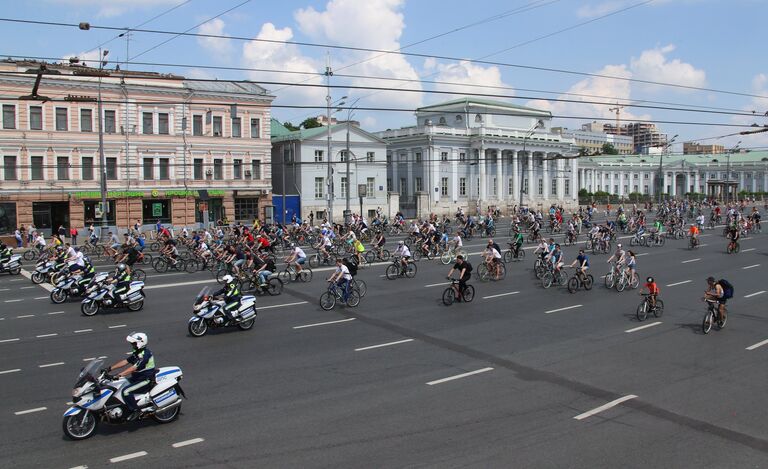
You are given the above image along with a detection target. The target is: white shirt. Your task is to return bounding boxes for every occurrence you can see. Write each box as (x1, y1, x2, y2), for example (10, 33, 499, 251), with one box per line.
(452, 235, 463, 247)
(395, 245, 411, 257)
(486, 248, 501, 259)
(73, 251, 85, 267)
(322, 236, 332, 247)
(293, 247, 306, 258)
(35, 235, 46, 247)
(336, 264, 352, 281)
(66, 246, 76, 258)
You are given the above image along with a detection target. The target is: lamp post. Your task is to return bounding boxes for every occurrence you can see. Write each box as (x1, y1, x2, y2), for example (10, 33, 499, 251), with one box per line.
(518, 120, 544, 209)
(344, 98, 361, 225)
(656, 134, 678, 207)
(726, 141, 741, 204)
(97, 49, 109, 233)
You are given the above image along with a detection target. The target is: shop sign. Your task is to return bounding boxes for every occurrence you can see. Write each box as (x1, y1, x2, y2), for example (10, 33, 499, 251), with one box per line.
(72, 191, 144, 199)
(152, 203, 163, 217)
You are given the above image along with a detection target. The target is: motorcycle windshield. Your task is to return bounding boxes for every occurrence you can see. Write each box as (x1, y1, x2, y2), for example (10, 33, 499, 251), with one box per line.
(195, 287, 210, 304)
(76, 359, 104, 386)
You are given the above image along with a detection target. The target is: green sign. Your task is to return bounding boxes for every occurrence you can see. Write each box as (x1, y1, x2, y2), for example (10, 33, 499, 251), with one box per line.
(72, 189, 227, 199)
(152, 203, 163, 217)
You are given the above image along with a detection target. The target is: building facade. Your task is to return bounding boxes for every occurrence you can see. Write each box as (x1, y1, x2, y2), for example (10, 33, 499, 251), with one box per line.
(0, 60, 274, 236)
(576, 151, 768, 199)
(270, 119, 389, 223)
(603, 122, 668, 153)
(552, 125, 633, 155)
(683, 142, 725, 154)
(375, 98, 577, 217)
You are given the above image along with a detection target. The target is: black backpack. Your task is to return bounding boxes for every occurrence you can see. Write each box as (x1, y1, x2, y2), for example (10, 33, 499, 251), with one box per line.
(718, 279, 734, 299)
(462, 261, 473, 274)
(344, 258, 358, 277)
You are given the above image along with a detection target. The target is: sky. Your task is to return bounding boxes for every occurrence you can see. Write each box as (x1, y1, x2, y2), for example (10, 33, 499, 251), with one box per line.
(1, 0, 767, 151)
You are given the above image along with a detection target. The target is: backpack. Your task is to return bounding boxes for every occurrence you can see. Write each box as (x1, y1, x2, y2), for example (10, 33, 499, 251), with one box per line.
(462, 261, 473, 274)
(718, 279, 734, 299)
(344, 258, 358, 277)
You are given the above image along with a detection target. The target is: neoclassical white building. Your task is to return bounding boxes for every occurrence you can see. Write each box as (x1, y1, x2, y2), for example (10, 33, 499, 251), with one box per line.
(374, 98, 578, 216)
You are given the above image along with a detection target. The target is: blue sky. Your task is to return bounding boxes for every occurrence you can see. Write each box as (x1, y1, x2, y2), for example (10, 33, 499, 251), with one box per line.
(2, 0, 767, 150)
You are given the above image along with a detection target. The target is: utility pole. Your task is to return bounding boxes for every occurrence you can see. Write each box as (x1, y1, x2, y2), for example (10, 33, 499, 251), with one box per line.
(726, 141, 741, 204)
(518, 120, 544, 208)
(97, 48, 109, 233)
(325, 59, 333, 224)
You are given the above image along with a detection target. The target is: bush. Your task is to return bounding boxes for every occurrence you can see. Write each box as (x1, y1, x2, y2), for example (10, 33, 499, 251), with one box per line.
(578, 188, 591, 198)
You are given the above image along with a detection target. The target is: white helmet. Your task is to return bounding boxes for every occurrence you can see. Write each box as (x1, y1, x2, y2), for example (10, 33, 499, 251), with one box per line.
(222, 274, 234, 284)
(126, 332, 148, 350)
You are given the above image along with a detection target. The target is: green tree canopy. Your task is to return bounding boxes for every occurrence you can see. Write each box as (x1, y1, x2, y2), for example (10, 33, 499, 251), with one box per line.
(300, 117, 322, 129)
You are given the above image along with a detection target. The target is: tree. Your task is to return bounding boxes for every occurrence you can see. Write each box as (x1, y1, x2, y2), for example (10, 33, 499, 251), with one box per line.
(601, 143, 619, 155)
(578, 147, 590, 156)
(300, 117, 322, 129)
(282, 121, 299, 131)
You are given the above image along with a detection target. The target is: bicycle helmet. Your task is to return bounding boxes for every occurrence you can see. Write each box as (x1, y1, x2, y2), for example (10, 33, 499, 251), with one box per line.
(646, 276, 654, 283)
(126, 332, 148, 350)
(617, 243, 622, 248)
(398, 241, 404, 246)
(222, 274, 234, 284)
(116, 263, 127, 273)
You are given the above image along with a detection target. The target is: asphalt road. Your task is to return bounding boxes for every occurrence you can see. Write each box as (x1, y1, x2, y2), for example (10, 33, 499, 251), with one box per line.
(1, 218, 767, 468)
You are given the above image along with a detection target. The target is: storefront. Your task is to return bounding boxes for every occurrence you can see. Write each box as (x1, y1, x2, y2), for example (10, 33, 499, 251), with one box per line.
(32, 201, 70, 233)
(142, 199, 172, 224)
(0, 202, 17, 235)
(195, 198, 224, 224)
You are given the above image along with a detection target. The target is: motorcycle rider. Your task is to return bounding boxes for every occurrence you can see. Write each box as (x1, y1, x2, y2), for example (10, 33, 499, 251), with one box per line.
(0, 241, 12, 266)
(106, 263, 132, 304)
(106, 332, 155, 421)
(214, 275, 242, 321)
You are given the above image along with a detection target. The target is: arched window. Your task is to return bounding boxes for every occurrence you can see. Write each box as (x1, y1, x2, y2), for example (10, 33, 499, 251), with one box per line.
(455, 115, 463, 122)
(438, 116, 447, 125)
(475, 114, 483, 123)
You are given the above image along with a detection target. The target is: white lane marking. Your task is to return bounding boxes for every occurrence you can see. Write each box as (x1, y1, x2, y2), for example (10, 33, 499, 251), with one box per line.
(0, 338, 20, 343)
(144, 279, 212, 290)
(47, 311, 65, 315)
(0, 288, 8, 291)
(36, 333, 58, 338)
(108, 324, 127, 329)
(68, 466, 88, 469)
(74, 329, 93, 333)
(574, 395, 638, 420)
(19, 269, 53, 291)
(355, 339, 414, 352)
(482, 291, 520, 300)
(20, 286, 35, 289)
(699, 243, 709, 247)
(744, 290, 766, 298)
(8, 278, 25, 282)
(544, 304, 583, 314)
(427, 367, 494, 386)
(746, 338, 768, 351)
(5, 299, 22, 303)
(16, 314, 34, 318)
(259, 301, 309, 310)
(33, 296, 48, 300)
(681, 258, 700, 264)
(666, 280, 691, 287)
(172, 437, 205, 448)
(635, 252, 649, 257)
(742, 248, 756, 253)
(742, 264, 760, 270)
(109, 451, 148, 463)
(625, 322, 663, 333)
(425, 282, 451, 288)
(83, 356, 108, 362)
(39, 362, 65, 368)
(293, 318, 356, 329)
(14, 407, 47, 415)
(0, 369, 21, 375)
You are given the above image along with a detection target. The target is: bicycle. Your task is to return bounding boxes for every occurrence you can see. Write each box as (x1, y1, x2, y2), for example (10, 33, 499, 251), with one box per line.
(385, 258, 417, 280)
(477, 260, 506, 282)
(364, 246, 390, 264)
(502, 243, 525, 263)
(279, 264, 313, 283)
(614, 268, 639, 292)
(726, 240, 740, 254)
(319, 281, 360, 310)
(702, 298, 727, 334)
(442, 278, 475, 306)
(688, 236, 700, 250)
(567, 268, 594, 293)
(309, 250, 336, 268)
(636, 293, 664, 321)
(541, 264, 567, 289)
(440, 246, 467, 265)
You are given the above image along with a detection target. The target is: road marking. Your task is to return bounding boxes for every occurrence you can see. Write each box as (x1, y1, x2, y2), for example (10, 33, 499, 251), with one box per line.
(0, 288, 8, 291)
(14, 407, 47, 415)
(108, 324, 127, 329)
(0, 338, 20, 343)
(635, 252, 649, 257)
(666, 280, 691, 287)
(5, 299, 22, 303)
(744, 291, 766, 298)
(110, 451, 148, 463)
(427, 367, 494, 386)
(74, 329, 93, 333)
(33, 296, 48, 300)
(20, 286, 35, 289)
(172, 437, 205, 448)
(742, 264, 760, 270)
(742, 248, 756, 253)
(39, 362, 65, 368)
(699, 243, 708, 247)
(259, 301, 309, 310)
(293, 318, 356, 329)
(68, 466, 88, 469)
(746, 338, 768, 351)
(355, 339, 414, 352)
(681, 258, 700, 264)
(574, 395, 638, 420)
(36, 333, 58, 338)
(16, 314, 34, 318)
(625, 322, 663, 333)
(544, 304, 583, 314)
(0, 369, 21, 375)
(425, 282, 451, 288)
(47, 311, 65, 315)
(482, 291, 520, 300)
(83, 356, 108, 362)
(144, 279, 212, 290)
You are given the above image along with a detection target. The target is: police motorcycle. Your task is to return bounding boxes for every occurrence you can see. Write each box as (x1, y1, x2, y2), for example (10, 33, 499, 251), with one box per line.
(51, 271, 108, 304)
(31, 256, 66, 284)
(187, 286, 257, 337)
(0, 253, 22, 275)
(80, 273, 145, 316)
(62, 358, 185, 440)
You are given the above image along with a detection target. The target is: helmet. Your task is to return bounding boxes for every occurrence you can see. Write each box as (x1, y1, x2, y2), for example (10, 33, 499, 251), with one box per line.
(290, 243, 296, 248)
(222, 274, 234, 284)
(116, 263, 127, 273)
(126, 332, 148, 350)
(646, 276, 654, 283)
(398, 240, 404, 246)
(617, 243, 622, 248)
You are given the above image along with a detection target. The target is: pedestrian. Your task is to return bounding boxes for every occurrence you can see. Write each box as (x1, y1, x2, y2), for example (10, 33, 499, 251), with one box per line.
(19, 225, 26, 247)
(309, 212, 314, 227)
(27, 223, 35, 244)
(14, 227, 22, 248)
(57, 224, 66, 240)
(70, 226, 78, 246)
(134, 219, 141, 235)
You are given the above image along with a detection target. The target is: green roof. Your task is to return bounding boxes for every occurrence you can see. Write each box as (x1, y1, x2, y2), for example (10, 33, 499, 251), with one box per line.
(417, 97, 551, 116)
(270, 118, 293, 138)
(271, 123, 386, 144)
(584, 151, 768, 165)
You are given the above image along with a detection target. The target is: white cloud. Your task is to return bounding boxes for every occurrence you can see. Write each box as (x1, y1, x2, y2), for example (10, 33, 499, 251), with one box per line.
(47, 0, 184, 18)
(727, 73, 768, 147)
(629, 44, 707, 92)
(429, 60, 513, 102)
(197, 18, 232, 60)
(60, 50, 103, 66)
(576, 1, 624, 18)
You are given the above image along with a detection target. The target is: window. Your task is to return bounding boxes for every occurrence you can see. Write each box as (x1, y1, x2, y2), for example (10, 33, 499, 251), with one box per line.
(623, 185, 628, 194)
(250, 118, 260, 138)
(4, 155, 16, 180)
(415, 177, 423, 192)
(475, 114, 482, 123)
(565, 179, 571, 196)
(143, 158, 154, 180)
(213, 159, 223, 180)
(192, 115, 203, 136)
(366, 152, 374, 163)
(341, 177, 348, 198)
(31, 156, 43, 180)
(233, 159, 242, 179)
(55, 107, 68, 131)
(314, 150, 324, 163)
(524, 178, 529, 195)
(106, 157, 117, 180)
(508, 178, 514, 196)
(644, 185, 649, 194)
(493, 178, 498, 196)
(456, 115, 463, 123)
(415, 152, 422, 163)
(212, 116, 222, 136)
(142, 112, 153, 134)
(193, 159, 203, 180)
(0, 202, 17, 235)
(614, 184, 619, 194)
(234, 198, 259, 222)
(438, 116, 446, 125)
(81, 157, 93, 180)
(633, 173, 639, 179)
(399, 153, 405, 162)
(142, 199, 171, 224)
(459, 177, 466, 196)
(399, 178, 407, 195)
(644, 173, 649, 179)
(633, 184, 638, 193)
(386, 154, 392, 164)
(441, 152, 448, 162)
(231, 117, 241, 138)
(2, 105, 15, 129)
(441, 177, 448, 196)
(158, 158, 169, 180)
(104, 110, 116, 133)
(29, 106, 42, 130)
(80, 108, 92, 132)
(387, 178, 392, 192)
(367, 177, 375, 198)
(459, 152, 466, 162)
(314, 177, 324, 198)
(251, 160, 261, 180)
(340, 150, 348, 162)
(538, 179, 543, 195)
(158, 113, 169, 135)
(551, 179, 557, 195)
(57, 157, 69, 180)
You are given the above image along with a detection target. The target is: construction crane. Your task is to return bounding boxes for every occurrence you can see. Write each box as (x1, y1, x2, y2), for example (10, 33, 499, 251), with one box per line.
(608, 102, 624, 134)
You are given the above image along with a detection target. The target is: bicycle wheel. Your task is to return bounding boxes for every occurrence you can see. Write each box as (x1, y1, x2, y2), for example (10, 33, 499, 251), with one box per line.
(516, 249, 525, 260)
(132, 269, 146, 282)
(542, 272, 553, 289)
(652, 299, 664, 318)
(442, 287, 455, 306)
(22, 249, 36, 261)
(567, 276, 579, 293)
(353, 279, 367, 297)
(267, 278, 284, 296)
(364, 251, 376, 264)
(319, 292, 335, 311)
(604, 272, 615, 289)
(441, 251, 454, 265)
(380, 249, 390, 261)
(658, 236, 666, 247)
(717, 310, 727, 329)
(584, 274, 594, 290)
(216, 268, 231, 284)
(702, 311, 713, 334)
(636, 301, 648, 321)
(405, 263, 417, 278)
(298, 269, 313, 282)
(630, 273, 640, 289)
(734, 243, 740, 253)
(616, 276, 627, 292)
(412, 250, 422, 261)
(278, 269, 292, 284)
(155, 258, 169, 273)
(477, 264, 489, 282)
(385, 264, 398, 280)
(462, 284, 475, 302)
(309, 254, 320, 268)
(503, 250, 513, 264)
(184, 259, 199, 273)
(346, 289, 361, 307)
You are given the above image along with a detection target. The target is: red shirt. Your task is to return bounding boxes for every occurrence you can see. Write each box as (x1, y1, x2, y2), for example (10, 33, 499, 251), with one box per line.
(645, 282, 659, 295)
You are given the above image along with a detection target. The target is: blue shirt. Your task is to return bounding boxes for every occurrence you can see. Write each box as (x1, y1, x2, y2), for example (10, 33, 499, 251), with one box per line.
(576, 254, 589, 267)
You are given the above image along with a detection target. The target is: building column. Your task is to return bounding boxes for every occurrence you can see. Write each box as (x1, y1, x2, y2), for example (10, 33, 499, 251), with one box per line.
(694, 171, 701, 194)
(451, 148, 458, 205)
(390, 152, 398, 193)
(527, 151, 533, 204)
(430, 145, 439, 205)
(670, 171, 676, 197)
(571, 158, 578, 201)
(685, 172, 691, 195)
(497, 150, 504, 202)
(542, 155, 549, 201)
(556, 159, 564, 200)
(479, 146, 486, 205)
(511, 150, 519, 206)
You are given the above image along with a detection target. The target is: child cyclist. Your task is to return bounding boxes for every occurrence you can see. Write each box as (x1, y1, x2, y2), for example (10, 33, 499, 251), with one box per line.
(642, 276, 660, 309)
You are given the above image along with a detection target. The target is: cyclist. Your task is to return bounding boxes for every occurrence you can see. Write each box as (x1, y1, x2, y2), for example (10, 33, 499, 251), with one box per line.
(704, 276, 727, 324)
(727, 224, 740, 252)
(447, 255, 473, 301)
(372, 231, 386, 258)
(483, 241, 503, 278)
(569, 249, 589, 280)
(393, 241, 411, 274)
(512, 229, 524, 258)
(352, 238, 365, 265)
(607, 243, 626, 274)
(688, 223, 700, 246)
(327, 258, 352, 303)
(546, 243, 564, 275)
(642, 276, 659, 309)
(285, 243, 307, 275)
(625, 250, 638, 285)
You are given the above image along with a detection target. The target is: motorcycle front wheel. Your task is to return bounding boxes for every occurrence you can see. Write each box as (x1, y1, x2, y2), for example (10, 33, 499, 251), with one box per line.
(50, 288, 68, 304)
(63, 410, 98, 440)
(31, 272, 45, 284)
(81, 300, 99, 316)
(188, 319, 208, 337)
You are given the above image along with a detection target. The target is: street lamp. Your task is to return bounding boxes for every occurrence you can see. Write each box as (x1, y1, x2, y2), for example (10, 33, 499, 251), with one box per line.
(324, 62, 345, 224)
(344, 97, 361, 224)
(725, 141, 741, 204)
(656, 134, 678, 206)
(97, 49, 109, 232)
(518, 120, 544, 209)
